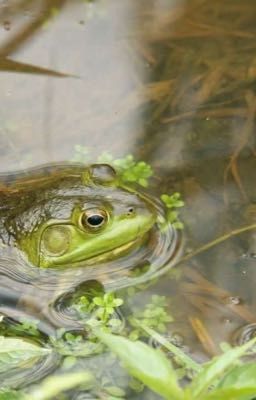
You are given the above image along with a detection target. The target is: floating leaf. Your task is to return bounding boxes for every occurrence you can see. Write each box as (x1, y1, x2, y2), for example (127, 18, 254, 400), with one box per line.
(0, 336, 51, 373)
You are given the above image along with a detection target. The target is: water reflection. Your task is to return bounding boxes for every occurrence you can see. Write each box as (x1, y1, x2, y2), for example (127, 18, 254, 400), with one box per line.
(0, 0, 153, 168)
(1, 0, 256, 393)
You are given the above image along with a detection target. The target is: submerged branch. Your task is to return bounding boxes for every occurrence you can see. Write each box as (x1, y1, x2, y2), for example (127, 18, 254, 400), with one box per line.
(178, 222, 256, 265)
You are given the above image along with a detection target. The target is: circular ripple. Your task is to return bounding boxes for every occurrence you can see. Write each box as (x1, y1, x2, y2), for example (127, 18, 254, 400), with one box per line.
(232, 323, 256, 348)
(1, 340, 60, 389)
(0, 195, 182, 294)
(0, 193, 182, 332)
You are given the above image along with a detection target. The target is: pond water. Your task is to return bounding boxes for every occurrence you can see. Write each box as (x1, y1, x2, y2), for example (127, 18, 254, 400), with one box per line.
(1, 0, 256, 398)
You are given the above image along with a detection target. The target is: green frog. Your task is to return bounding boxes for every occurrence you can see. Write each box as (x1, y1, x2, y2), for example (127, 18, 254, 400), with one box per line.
(0, 163, 182, 389)
(0, 163, 179, 292)
(0, 162, 181, 336)
(10, 163, 155, 268)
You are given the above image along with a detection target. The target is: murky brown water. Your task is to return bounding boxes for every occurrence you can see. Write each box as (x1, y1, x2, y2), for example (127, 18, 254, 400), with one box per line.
(1, 0, 256, 398)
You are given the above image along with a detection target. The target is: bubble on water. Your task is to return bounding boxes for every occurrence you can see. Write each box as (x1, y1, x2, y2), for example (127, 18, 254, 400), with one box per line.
(242, 252, 256, 259)
(241, 253, 248, 259)
(0, 338, 60, 389)
(226, 296, 241, 305)
(222, 317, 232, 324)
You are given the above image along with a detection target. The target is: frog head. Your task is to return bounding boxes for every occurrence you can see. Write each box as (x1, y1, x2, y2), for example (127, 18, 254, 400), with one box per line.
(17, 164, 156, 268)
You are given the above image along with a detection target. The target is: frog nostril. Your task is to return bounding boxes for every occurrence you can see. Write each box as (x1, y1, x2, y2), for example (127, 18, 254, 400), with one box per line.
(127, 207, 135, 216)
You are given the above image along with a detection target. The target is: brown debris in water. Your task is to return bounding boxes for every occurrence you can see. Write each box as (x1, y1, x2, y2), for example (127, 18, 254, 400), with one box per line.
(189, 316, 217, 356)
(182, 267, 256, 324)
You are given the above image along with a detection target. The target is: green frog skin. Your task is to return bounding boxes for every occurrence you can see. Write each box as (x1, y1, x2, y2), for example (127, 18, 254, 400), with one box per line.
(0, 163, 157, 270)
(0, 163, 181, 332)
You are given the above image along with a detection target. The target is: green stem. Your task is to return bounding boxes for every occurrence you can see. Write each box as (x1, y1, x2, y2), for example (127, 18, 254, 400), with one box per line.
(141, 325, 201, 374)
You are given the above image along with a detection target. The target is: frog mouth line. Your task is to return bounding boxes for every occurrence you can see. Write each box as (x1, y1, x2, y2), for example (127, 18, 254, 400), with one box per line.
(73, 236, 145, 267)
(48, 236, 146, 269)
(39, 237, 145, 269)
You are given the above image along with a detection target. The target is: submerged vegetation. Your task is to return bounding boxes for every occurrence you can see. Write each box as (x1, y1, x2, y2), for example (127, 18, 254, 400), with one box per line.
(0, 150, 187, 398)
(0, 150, 256, 399)
(1, 0, 256, 399)
(2, 291, 256, 399)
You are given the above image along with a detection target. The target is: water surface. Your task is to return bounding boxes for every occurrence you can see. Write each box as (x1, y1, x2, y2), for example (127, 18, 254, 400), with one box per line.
(1, 0, 256, 397)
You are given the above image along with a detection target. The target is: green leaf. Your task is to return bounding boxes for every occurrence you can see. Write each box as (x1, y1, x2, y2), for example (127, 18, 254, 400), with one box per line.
(173, 221, 184, 230)
(113, 298, 124, 307)
(105, 386, 126, 397)
(214, 362, 256, 400)
(93, 297, 104, 306)
(202, 387, 256, 400)
(0, 391, 25, 400)
(218, 362, 256, 389)
(139, 178, 148, 187)
(0, 336, 51, 372)
(95, 330, 183, 400)
(187, 337, 256, 399)
(28, 372, 94, 400)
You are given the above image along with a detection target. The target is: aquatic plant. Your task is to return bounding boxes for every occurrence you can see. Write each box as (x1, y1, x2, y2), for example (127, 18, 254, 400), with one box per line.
(161, 193, 185, 229)
(3, 327, 256, 400)
(72, 146, 154, 187)
(1, 287, 256, 400)
(96, 329, 256, 400)
(128, 295, 173, 339)
(5, 150, 256, 399)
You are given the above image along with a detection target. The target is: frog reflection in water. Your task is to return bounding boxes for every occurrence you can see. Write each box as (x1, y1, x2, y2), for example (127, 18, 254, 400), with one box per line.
(1, 164, 156, 272)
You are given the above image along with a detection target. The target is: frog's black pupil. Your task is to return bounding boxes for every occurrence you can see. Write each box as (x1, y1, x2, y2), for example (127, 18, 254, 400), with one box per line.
(87, 214, 104, 226)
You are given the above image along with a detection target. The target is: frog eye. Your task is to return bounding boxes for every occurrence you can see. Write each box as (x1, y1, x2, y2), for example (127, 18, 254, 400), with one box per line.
(79, 208, 109, 231)
(89, 164, 116, 184)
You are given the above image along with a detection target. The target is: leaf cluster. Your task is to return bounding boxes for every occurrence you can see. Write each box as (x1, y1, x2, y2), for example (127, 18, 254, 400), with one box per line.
(96, 330, 256, 400)
(98, 152, 153, 187)
(113, 155, 153, 187)
(73, 292, 124, 329)
(160, 193, 185, 229)
(128, 295, 173, 340)
(72, 147, 153, 187)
